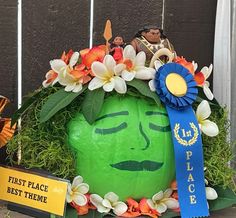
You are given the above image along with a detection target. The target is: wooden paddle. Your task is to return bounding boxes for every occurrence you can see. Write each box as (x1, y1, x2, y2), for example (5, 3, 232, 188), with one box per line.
(103, 20, 112, 54)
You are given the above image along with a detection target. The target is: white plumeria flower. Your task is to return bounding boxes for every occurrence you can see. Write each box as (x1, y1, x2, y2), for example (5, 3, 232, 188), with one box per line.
(90, 192, 127, 216)
(196, 100, 219, 137)
(88, 55, 127, 94)
(50, 52, 84, 92)
(206, 187, 218, 200)
(117, 45, 155, 81)
(42, 70, 59, 88)
(66, 175, 89, 206)
(147, 189, 179, 214)
(195, 64, 214, 100)
(148, 60, 163, 91)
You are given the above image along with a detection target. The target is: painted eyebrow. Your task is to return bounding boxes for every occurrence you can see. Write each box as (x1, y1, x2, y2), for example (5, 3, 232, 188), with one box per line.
(95, 111, 129, 121)
(145, 111, 168, 117)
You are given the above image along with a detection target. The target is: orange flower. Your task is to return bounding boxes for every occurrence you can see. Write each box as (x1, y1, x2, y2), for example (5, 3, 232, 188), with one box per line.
(70, 194, 96, 215)
(61, 49, 74, 65)
(122, 198, 141, 217)
(81, 45, 106, 69)
(174, 56, 194, 74)
(140, 198, 159, 218)
(71, 64, 91, 84)
(170, 180, 177, 191)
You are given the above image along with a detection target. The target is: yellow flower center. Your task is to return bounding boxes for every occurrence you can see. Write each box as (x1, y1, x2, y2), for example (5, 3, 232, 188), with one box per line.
(123, 59, 134, 71)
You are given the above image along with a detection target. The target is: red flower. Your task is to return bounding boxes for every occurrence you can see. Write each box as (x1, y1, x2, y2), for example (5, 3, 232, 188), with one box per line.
(81, 45, 106, 69)
(61, 49, 74, 65)
(174, 56, 194, 74)
(139, 198, 159, 218)
(122, 198, 141, 217)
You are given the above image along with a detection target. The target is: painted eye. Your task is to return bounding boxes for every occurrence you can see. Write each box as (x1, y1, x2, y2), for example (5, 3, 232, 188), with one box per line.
(149, 122, 171, 132)
(95, 122, 128, 135)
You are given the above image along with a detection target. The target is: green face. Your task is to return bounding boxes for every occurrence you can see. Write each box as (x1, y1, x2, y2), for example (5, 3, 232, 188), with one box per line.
(67, 95, 175, 201)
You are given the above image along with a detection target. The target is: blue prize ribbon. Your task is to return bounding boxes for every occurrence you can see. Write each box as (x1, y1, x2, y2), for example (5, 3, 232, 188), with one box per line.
(154, 63, 209, 218)
(167, 106, 209, 218)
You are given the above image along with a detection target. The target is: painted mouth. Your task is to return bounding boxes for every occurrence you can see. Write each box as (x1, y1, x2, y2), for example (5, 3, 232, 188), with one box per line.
(110, 160, 163, 171)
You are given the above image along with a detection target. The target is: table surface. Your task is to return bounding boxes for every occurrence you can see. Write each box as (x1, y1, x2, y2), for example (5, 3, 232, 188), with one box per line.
(1, 203, 236, 218)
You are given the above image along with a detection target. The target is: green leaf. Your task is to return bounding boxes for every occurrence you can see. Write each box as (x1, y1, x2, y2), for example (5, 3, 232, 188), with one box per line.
(40, 87, 86, 123)
(65, 206, 78, 218)
(81, 89, 105, 124)
(11, 89, 42, 127)
(209, 186, 236, 211)
(78, 210, 106, 218)
(127, 79, 161, 106)
(161, 211, 180, 218)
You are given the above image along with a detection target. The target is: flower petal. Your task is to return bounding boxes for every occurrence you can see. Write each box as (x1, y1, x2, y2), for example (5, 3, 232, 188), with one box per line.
(90, 194, 103, 208)
(135, 67, 156, 80)
(146, 199, 156, 210)
(149, 80, 156, 91)
(163, 198, 179, 209)
(91, 62, 107, 79)
(102, 199, 112, 209)
(88, 77, 104, 90)
(203, 85, 214, 100)
(196, 100, 211, 121)
(163, 189, 173, 198)
(154, 60, 163, 71)
(69, 52, 80, 68)
(123, 45, 136, 61)
(114, 63, 126, 76)
(73, 193, 87, 206)
(152, 191, 163, 202)
(114, 76, 127, 94)
(104, 192, 119, 204)
(201, 120, 219, 137)
(65, 83, 76, 92)
(77, 183, 89, 194)
(50, 59, 67, 74)
(103, 80, 115, 92)
(113, 201, 128, 216)
(134, 51, 146, 66)
(72, 176, 83, 189)
(206, 187, 218, 200)
(66, 193, 73, 203)
(72, 84, 83, 93)
(122, 70, 135, 81)
(103, 55, 116, 72)
(156, 202, 167, 214)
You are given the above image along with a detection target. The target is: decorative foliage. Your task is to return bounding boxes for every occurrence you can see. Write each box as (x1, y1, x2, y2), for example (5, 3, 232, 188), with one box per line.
(40, 87, 87, 123)
(7, 42, 236, 218)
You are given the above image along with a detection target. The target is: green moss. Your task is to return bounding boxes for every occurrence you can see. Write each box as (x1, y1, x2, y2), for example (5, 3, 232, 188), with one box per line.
(7, 87, 78, 180)
(202, 106, 236, 190)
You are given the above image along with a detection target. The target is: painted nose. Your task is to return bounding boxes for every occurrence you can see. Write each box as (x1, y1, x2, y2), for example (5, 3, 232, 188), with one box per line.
(130, 122, 150, 150)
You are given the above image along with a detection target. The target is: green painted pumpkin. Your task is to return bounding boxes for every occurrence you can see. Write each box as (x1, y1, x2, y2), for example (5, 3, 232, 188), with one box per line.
(67, 95, 175, 201)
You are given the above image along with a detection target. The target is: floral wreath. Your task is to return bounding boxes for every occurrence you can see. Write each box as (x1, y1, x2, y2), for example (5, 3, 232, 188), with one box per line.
(8, 43, 236, 217)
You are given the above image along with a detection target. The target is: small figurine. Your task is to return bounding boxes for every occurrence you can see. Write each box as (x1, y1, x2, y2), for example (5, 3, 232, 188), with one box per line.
(131, 25, 175, 62)
(109, 36, 126, 62)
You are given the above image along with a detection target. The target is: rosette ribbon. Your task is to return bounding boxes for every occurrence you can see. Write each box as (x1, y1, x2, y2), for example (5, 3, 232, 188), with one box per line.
(155, 63, 209, 218)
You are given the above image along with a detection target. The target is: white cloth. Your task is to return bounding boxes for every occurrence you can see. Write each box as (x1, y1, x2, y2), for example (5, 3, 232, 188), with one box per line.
(214, 0, 236, 163)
